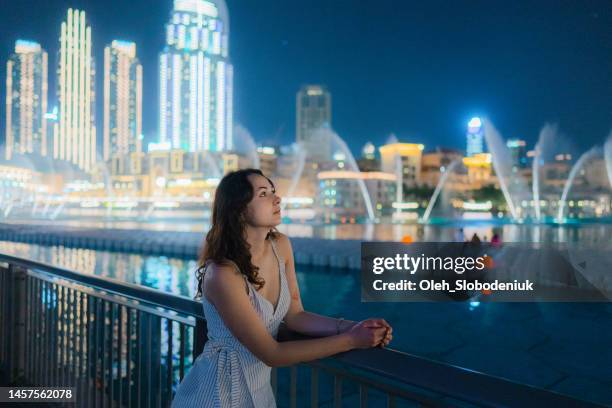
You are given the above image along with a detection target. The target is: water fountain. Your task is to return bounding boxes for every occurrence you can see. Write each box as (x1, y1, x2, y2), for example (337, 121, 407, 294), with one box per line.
(233, 124, 260, 169)
(421, 158, 462, 223)
(482, 119, 533, 221)
(532, 124, 558, 221)
(557, 146, 602, 221)
(605, 133, 612, 190)
(282, 127, 375, 222)
(280, 142, 306, 212)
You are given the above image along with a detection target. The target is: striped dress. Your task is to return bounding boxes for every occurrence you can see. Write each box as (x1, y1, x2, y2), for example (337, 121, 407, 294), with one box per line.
(172, 238, 290, 407)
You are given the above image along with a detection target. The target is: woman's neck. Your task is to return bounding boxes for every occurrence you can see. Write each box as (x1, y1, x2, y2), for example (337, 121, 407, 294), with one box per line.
(245, 226, 270, 261)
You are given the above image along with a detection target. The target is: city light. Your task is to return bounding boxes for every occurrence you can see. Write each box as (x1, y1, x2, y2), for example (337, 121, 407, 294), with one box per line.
(468, 117, 482, 129)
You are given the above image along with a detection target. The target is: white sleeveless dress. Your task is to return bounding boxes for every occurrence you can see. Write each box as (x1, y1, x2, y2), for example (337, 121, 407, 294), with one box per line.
(172, 239, 290, 407)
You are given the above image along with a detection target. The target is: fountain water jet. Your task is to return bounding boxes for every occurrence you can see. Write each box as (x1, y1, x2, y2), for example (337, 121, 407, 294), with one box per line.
(557, 146, 602, 221)
(233, 124, 260, 169)
(280, 143, 306, 212)
(482, 119, 531, 221)
(421, 158, 462, 223)
(532, 124, 558, 221)
(289, 128, 375, 222)
(604, 133, 612, 190)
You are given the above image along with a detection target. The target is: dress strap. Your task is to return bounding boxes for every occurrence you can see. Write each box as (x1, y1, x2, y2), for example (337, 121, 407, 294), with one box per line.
(269, 238, 284, 267)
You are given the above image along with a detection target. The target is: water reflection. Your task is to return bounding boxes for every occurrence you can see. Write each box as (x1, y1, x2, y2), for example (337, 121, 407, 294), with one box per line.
(0, 241, 197, 297)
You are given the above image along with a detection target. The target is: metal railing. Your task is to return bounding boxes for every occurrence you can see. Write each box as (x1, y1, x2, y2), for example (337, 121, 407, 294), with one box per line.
(0, 252, 604, 408)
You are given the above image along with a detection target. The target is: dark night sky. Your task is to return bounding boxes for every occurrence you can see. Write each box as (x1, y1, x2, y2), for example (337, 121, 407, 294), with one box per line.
(0, 0, 610, 157)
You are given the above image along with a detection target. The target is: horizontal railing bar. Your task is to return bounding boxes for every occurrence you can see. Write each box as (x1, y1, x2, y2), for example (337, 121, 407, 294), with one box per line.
(278, 328, 604, 408)
(0, 253, 202, 319)
(321, 350, 602, 408)
(25, 269, 195, 326)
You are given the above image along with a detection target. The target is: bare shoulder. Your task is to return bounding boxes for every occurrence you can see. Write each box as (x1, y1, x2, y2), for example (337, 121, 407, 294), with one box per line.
(203, 261, 247, 296)
(273, 232, 294, 260)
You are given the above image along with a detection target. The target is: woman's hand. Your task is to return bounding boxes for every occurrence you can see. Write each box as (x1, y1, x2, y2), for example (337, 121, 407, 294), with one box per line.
(346, 319, 390, 349)
(359, 318, 393, 348)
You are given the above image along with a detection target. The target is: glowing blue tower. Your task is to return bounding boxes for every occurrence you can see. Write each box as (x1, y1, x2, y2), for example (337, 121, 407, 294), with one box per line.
(159, 0, 233, 152)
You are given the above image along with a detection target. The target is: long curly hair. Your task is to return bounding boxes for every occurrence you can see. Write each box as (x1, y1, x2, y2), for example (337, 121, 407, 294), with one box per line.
(195, 168, 279, 299)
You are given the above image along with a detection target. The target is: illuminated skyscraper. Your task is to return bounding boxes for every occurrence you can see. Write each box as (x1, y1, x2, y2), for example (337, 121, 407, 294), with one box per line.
(466, 117, 484, 157)
(296, 85, 331, 139)
(5, 40, 48, 160)
(159, 0, 233, 152)
(296, 85, 332, 161)
(56, 8, 96, 172)
(104, 41, 143, 160)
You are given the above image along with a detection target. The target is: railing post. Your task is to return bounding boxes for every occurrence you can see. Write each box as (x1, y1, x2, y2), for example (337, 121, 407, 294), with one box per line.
(9, 264, 27, 384)
(193, 318, 207, 359)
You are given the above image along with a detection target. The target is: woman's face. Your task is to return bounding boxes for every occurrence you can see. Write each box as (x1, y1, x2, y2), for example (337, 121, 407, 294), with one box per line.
(245, 174, 282, 228)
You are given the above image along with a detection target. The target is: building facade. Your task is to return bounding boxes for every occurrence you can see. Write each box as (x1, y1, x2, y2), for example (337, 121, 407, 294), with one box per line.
(103, 41, 143, 160)
(421, 148, 463, 187)
(317, 171, 396, 220)
(296, 85, 332, 160)
(159, 0, 233, 152)
(507, 139, 528, 169)
(5, 40, 48, 160)
(56, 8, 97, 172)
(380, 143, 424, 186)
(466, 117, 484, 157)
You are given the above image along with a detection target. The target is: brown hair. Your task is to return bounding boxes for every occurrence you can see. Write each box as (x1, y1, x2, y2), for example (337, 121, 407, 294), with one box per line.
(195, 168, 279, 299)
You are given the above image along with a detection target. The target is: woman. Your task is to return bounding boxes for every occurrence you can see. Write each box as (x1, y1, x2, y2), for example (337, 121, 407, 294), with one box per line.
(172, 169, 393, 407)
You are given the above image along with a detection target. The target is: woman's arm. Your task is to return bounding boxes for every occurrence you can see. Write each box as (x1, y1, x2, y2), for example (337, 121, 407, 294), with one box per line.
(276, 233, 358, 336)
(204, 262, 385, 367)
(283, 311, 357, 337)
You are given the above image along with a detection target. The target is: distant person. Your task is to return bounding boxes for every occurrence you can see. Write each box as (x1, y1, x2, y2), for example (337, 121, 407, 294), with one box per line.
(470, 233, 481, 244)
(454, 228, 465, 242)
(172, 169, 392, 407)
(491, 233, 502, 247)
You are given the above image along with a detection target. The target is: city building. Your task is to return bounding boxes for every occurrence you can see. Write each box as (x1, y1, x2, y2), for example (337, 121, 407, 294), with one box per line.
(466, 117, 485, 157)
(159, 0, 233, 152)
(105, 149, 232, 199)
(44, 107, 59, 157)
(317, 171, 396, 220)
(103, 40, 143, 160)
(379, 143, 424, 186)
(463, 153, 494, 188)
(357, 142, 379, 172)
(296, 85, 332, 160)
(5, 40, 48, 160)
(540, 154, 572, 190)
(507, 139, 528, 169)
(256, 146, 278, 177)
(55, 8, 97, 172)
(421, 147, 463, 187)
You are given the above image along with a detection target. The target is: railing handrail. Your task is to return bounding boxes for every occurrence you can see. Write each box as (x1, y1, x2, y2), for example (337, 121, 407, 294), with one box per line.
(0, 251, 604, 408)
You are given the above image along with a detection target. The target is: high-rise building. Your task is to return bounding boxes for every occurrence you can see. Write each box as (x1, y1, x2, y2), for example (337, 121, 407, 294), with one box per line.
(466, 117, 484, 157)
(296, 85, 332, 159)
(45, 107, 59, 157)
(159, 0, 233, 152)
(56, 8, 96, 172)
(103, 41, 143, 160)
(5, 40, 48, 160)
(507, 139, 527, 169)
